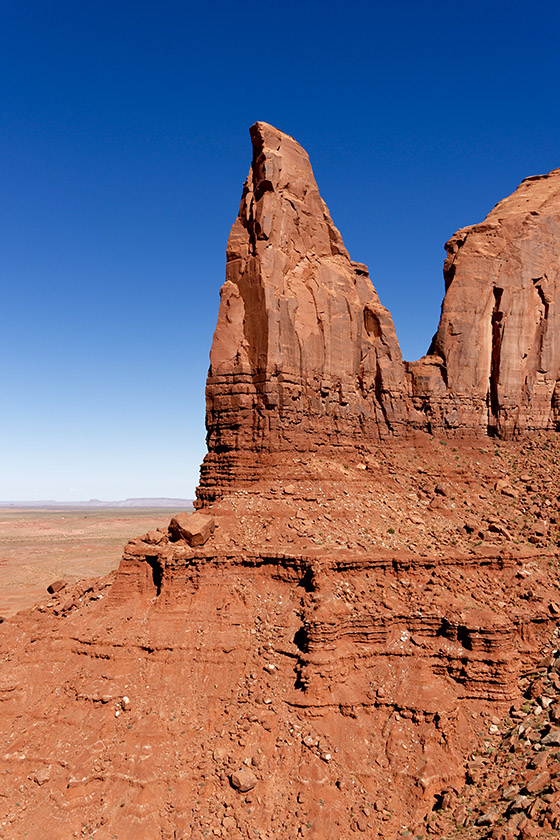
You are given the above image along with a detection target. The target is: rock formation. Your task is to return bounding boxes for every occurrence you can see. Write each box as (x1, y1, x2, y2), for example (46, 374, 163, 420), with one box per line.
(200, 124, 560, 505)
(410, 169, 560, 438)
(1, 125, 560, 840)
(197, 122, 410, 505)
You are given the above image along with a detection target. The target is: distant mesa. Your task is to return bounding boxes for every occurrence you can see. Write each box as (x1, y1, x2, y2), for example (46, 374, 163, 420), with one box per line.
(0, 497, 194, 509)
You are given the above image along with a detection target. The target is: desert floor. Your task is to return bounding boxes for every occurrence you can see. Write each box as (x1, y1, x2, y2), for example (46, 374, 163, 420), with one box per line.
(0, 507, 191, 618)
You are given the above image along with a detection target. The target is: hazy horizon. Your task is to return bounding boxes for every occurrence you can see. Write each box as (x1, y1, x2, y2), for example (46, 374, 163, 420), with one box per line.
(0, 496, 194, 506)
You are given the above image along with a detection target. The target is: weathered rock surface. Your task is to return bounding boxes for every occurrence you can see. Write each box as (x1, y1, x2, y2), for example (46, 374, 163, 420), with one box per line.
(413, 169, 560, 437)
(197, 122, 410, 505)
(2, 434, 560, 839)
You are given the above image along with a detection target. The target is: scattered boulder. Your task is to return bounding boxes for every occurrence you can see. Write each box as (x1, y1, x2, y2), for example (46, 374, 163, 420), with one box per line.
(533, 520, 548, 537)
(47, 579, 67, 595)
(230, 767, 257, 792)
(34, 766, 51, 785)
(525, 770, 550, 793)
(488, 521, 512, 539)
(143, 530, 168, 545)
(495, 479, 518, 498)
(550, 704, 560, 726)
(168, 512, 215, 547)
(542, 727, 560, 746)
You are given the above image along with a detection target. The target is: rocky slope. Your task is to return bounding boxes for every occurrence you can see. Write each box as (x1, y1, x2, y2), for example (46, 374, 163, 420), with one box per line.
(2, 435, 560, 840)
(1, 125, 560, 840)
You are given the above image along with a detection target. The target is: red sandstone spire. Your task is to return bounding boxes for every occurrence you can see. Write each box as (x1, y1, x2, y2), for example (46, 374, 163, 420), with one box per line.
(197, 122, 409, 505)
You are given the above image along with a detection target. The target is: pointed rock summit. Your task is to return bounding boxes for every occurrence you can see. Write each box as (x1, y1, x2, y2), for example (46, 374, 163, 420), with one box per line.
(198, 122, 409, 505)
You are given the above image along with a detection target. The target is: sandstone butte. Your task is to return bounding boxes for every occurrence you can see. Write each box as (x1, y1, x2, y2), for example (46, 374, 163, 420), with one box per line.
(2, 124, 560, 840)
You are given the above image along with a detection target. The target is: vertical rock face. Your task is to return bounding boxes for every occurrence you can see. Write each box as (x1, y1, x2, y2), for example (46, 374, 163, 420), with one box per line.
(197, 122, 409, 505)
(413, 169, 560, 437)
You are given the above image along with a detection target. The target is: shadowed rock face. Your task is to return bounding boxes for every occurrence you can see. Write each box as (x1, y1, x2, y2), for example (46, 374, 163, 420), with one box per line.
(197, 122, 410, 505)
(412, 169, 560, 438)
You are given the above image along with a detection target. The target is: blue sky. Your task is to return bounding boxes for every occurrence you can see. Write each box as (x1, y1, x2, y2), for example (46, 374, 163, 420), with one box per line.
(2, 0, 560, 500)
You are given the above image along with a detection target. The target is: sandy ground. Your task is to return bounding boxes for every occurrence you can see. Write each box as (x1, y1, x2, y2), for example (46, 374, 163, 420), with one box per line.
(0, 507, 191, 618)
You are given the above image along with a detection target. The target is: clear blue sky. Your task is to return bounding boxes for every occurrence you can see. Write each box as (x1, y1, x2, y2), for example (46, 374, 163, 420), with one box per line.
(2, 0, 560, 500)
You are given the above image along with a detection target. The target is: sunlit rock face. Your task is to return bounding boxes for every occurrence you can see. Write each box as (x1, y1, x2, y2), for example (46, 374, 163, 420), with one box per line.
(4, 125, 560, 840)
(198, 125, 560, 509)
(415, 169, 560, 438)
(197, 122, 410, 505)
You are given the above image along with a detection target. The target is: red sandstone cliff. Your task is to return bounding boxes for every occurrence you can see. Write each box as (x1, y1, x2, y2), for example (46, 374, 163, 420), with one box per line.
(200, 126, 560, 507)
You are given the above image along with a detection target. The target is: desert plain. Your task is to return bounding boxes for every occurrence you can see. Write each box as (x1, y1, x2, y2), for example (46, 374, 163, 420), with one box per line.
(0, 507, 191, 618)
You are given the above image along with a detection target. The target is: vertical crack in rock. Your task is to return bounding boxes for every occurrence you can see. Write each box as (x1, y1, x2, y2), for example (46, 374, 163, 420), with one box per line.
(533, 276, 550, 322)
(533, 276, 551, 379)
(145, 555, 163, 596)
(488, 287, 504, 434)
